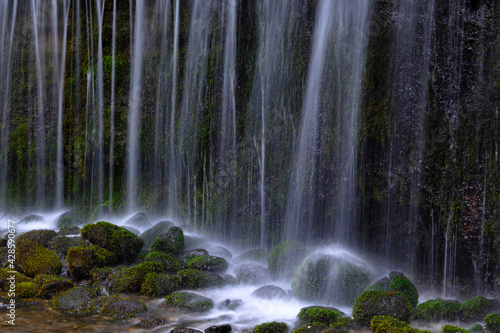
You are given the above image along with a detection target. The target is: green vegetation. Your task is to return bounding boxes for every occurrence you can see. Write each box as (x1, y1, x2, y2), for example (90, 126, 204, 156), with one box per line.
(187, 255, 229, 273)
(145, 251, 184, 272)
(80, 221, 144, 262)
(17, 229, 57, 248)
(176, 268, 225, 289)
(140, 272, 180, 296)
(459, 297, 500, 322)
(352, 291, 412, 326)
(16, 282, 38, 298)
(16, 240, 62, 277)
(66, 245, 117, 280)
(150, 226, 184, 254)
(298, 306, 343, 326)
(413, 298, 461, 321)
(371, 316, 432, 333)
(253, 321, 289, 333)
(441, 325, 469, 333)
(485, 314, 500, 333)
(164, 292, 214, 312)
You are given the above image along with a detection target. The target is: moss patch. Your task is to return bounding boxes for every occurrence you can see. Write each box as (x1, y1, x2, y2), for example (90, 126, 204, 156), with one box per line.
(16, 240, 62, 277)
(459, 297, 500, 322)
(298, 306, 344, 326)
(352, 291, 412, 326)
(164, 292, 214, 312)
(253, 321, 288, 333)
(67, 245, 117, 280)
(413, 298, 461, 322)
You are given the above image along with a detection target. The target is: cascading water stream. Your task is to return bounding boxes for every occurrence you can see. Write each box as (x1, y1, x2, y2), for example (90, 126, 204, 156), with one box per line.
(109, 0, 117, 208)
(285, 0, 371, 245)
(127, 0, 145, 211)
(0, 0, 18, 211)
(94, 0, 105, 208)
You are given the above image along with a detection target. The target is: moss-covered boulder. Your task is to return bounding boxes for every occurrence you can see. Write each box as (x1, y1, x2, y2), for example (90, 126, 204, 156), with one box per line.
(67, 245, 117, 280)
(413, 299, 461, 322)
(469, 324, 484, 333)
(57, 211, 81, 228)
(110, 261, 164, 292)
(50, 287, 96, 315)
(88, 204, 113, 223)
(297, 306, 344, 326)
(234, 264, 271, 285)
(171, 328, 203, 333)
(292, 254, 370, 306)
(364, 272, 419, 308)
(16, 240, 62, 277)
(459, 297, 500, 322)
(16, 282, 39, 298)
(125, 212, 151, 229)
(371, 315, 432, 333)
(17, 229, 57, 248)
(135, 316, 168, 328)
(139, 221, 175, 250)
(292, 322, 333, 333)
(145, 251, 184, 273)
(203, 244, 233, 260)
(234, 248, 269, 264)
(485, 314, 500, 333)
(253, 321, 288, 333)
(164, 291, 214, 312)
(35, 274, 74, 299)
(251, 285, 287, 300)
(0, 268, 33, 291)
(58, 225, 80, 235)
(352, 290, 412, 326)
(123, 226, 140, 236)
(178, 249, 209, 262)
(140, 272, 181, 296)
(176, 268, 225, 289)
(187, 255, 228, 274)
(441, 325, 469, 333)
(49, 236, 81, 257)
(80, 221, 144, 262)
(205, 324, 232, 333)
(268, 240, 306, 279)
(86, 295, 147, 318)
(150, 226, 184, 254)
(19, 214, 44, 224)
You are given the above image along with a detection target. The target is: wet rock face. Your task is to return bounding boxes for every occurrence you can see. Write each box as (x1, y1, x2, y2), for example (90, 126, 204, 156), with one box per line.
(150, 226, 184, 254)
(139, 220, 175, 249)
(16, 240, 62, 277)
(251, 285, 286, 300)
(125, 212, 151, 228)
(49, 287, 96, 315)
(234, 264, 271, 285)
(204, 324, 232, 333)
(352, 290, 412, 326)
(164, 291, 214, 312)
(187, 255, 229, 274)
(171, 328, 203, 333)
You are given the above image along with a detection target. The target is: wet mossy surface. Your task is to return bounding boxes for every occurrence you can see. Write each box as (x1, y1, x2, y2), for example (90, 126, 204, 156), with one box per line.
(139, 221, 175, 249)
(364, 272, 419, 309)
(16, 281, 39, 299)
(145, 250, 184, 273)
(176, 268, 225, 289)
(66, 245, 117, 280)
(413, 298, 461, 322)
(35, 275, 74, 299)
(150, 226, 184, 254)
(253, 321, 288, 333)
(49, 236, 81, 257)
(109, 260, 164, 293)
(292, 254, 369, 306)
(459, 296, 500, 322)
(441, 325, 469, 333)
(268, 240, 306, 279)
(0, 268, 33, 291)
(16, 240, 62, 277)
(352, 290, 412, 327)
(484, 314, 500, 333)
(140, 272, 180, 296)
(49, 287, 96, 315)
(297, 306, 344, 326)
(371, 315, 432, 333)
(86, 295, 147, 318)
(164, 291, 214, 312)
(187, 255, 229, 274)
(17, 229, 57, 248)
(80, 221, 144, 262)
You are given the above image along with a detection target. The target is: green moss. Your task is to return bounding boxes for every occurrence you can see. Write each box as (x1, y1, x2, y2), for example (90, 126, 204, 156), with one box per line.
(66, 245, 117, 280)
(459, 297, 500, 322)
(150, 226, 184, 254)
(139, 221, 174, 249)
(469, 324, 484, 333)
(292, 254, 369, 306)
(145, 251, 183, 273)
(352, 291, 412, 326)
(268, 240, 306, 279)
(140, 272, 180, 296)
(16, 240, 62, 277)
(441, 325, 469, 333)
(16, 282, 38, 298)
(80, 221, 144, 262)
(85, 295, 147, 318)
(164, 291, 214, 312)
(371, 315, 432, 333)
(365, 277, 391, 292)
(34, 274, 73, 299)
(58, 226, 80, 235)
(389, 274, 419, 308)
(413, 299, 461, 321)
(176, 268, 225, 289)
(110, 261, 163, 293)
(0, 268, 33, 291)
(298, 306, 343, 326)
(187, 255, 228, 274)
(485, 314, 500, 333)
(292, 322, 332, 333)
(50, 287, 96, 315)
(49, 236, 81, 257)
(17, 229, 57, 248)
(253, 321, 288, 333)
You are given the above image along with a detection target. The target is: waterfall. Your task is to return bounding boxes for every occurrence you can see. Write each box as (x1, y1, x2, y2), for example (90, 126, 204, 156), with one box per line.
(94, 0, 105, 209)
(127, 0, 145, 211)
(285, 0, 372, 244)
(109, 0, 117, 209)
(0, 0, 18, 211)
